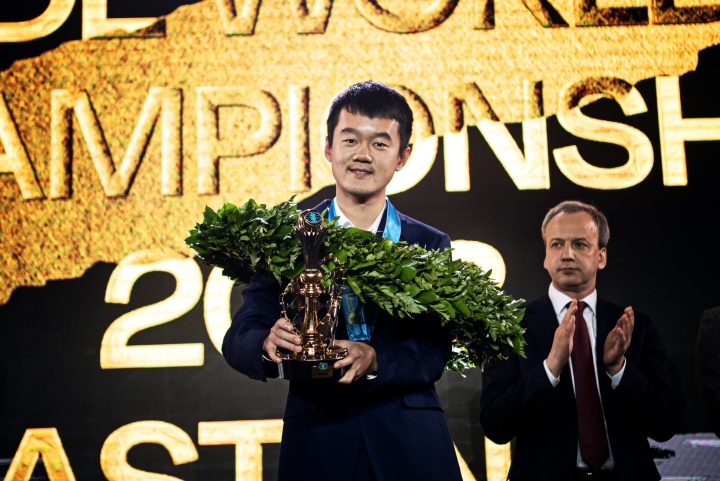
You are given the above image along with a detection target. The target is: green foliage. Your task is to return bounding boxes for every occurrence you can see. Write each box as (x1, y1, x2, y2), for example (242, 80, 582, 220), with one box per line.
(185, 198, 526, 373)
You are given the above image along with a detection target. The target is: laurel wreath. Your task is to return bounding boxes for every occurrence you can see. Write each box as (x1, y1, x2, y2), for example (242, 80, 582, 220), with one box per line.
(184, 198, 526, 373)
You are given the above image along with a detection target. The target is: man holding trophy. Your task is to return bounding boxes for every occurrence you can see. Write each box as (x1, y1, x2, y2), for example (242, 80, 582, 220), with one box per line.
(222, 81, 463, 481)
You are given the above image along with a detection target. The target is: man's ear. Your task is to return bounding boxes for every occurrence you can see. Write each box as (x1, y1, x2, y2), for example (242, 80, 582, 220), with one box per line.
(598, 247, 608, 270)
(395, 146, 411, 171)
(324, 137, 332, 162)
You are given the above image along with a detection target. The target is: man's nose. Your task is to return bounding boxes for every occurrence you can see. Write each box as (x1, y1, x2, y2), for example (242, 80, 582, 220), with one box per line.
(353, 142, 372, 162)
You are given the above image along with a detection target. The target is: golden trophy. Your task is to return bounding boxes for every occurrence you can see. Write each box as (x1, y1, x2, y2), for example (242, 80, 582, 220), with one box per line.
(277, 209, 348, 380)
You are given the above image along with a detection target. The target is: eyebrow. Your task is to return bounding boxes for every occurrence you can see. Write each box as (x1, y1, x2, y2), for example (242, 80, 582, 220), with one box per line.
(339, 127, 393, 142)
(549, 236, 589, 243)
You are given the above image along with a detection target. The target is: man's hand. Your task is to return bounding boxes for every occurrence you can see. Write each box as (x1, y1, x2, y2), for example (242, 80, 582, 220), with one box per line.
(546, 300, 579, 378)
(603, 306, 634, 376)
(262, 318, 302, 363)
(333, 340, 378, 384)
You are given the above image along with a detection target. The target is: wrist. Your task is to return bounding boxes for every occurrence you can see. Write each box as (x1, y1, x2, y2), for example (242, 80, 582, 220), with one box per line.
(606, 357, 624, 376)
(546, 357, 563, 378)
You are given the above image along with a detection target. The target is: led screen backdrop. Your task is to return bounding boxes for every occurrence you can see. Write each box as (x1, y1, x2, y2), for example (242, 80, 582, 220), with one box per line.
(1, 0, 720, 479)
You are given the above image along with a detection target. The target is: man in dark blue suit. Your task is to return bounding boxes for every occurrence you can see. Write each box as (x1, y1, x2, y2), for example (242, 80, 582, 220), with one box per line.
(222, 81, 462, 481)
(480, 200, 679, 481)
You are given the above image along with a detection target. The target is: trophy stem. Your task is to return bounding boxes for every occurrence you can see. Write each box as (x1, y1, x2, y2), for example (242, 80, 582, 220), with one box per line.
(301, 269, 324, 355)
(277, 210, 348, 380)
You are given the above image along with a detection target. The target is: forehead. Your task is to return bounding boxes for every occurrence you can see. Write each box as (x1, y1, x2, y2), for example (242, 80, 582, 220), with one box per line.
(334, 109, 401, 139)
(545, 212, 599, 241)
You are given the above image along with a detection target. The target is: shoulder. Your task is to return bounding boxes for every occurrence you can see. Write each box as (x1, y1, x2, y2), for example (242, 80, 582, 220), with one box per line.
(522, 295, 552, 314)
(520, 295, 554, 325)
(397, 211, 450, 250)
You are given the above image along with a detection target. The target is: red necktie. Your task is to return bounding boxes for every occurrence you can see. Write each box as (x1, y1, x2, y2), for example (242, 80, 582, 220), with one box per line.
(571, 301, 610, 469)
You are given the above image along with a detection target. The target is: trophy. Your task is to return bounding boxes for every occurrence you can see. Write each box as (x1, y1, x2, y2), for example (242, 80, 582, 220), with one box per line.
(277, 209, 348, 380)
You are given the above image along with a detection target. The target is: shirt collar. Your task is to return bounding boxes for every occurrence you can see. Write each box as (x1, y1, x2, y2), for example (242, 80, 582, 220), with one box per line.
(548, 284, 598, 318)
(332, 197, 387, 234)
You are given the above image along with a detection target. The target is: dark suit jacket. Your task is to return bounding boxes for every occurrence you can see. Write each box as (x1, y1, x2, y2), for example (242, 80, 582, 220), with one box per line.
(222, 200, 462, 481)
(480, 294, 679, 481)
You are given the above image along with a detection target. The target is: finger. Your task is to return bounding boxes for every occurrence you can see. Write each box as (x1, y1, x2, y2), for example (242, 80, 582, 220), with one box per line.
(263, 339, 284, 363)
(333, 355, 354, 369)
(616, 327, 627, 346)
(337, 365, 358, 384)
(562, 302, 578, 325)
(274, 319, 298, 336)
(272, 321, 302, 345)
(626, 307, 635, 330)
(274, 330, 302, 346)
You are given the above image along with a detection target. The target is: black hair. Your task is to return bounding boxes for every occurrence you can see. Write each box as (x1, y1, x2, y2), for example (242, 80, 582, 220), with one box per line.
(326, 80, 413, 155)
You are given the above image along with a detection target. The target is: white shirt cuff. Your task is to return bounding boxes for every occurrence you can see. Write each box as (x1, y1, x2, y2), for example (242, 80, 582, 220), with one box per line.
(543, 359, 561, 387)
(607, 358, 626, 389)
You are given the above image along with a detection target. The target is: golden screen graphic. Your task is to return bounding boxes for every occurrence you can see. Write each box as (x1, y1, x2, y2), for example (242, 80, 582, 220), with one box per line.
(1, 0, 720, 479)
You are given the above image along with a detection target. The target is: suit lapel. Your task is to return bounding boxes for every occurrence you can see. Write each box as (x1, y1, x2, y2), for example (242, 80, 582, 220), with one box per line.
(529, 296, 579, 425)
(528, 296, 558, 358)
(594, 299, 616, 394)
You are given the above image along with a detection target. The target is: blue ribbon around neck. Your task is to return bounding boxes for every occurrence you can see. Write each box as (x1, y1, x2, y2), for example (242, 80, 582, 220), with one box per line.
(328, 198, 401, 341)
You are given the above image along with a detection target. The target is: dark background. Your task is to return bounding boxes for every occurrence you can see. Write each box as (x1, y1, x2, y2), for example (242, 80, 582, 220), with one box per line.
(2, 1, 720, 479)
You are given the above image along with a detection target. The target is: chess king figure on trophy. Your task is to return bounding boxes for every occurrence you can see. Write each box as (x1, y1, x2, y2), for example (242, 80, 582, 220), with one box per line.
(277, 209, 348, 380)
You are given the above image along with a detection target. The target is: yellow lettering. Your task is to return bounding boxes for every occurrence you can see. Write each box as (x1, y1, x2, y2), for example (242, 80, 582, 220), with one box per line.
(444, 82, 498, 192)
(443, 82, 549, 191)
(82, 0, 160, 39)
(196, 87, 281, 195)
(289, 86, 311, 193)
(554, 77, 653, 189)
(101, 421, 198, 480)
(484, 437, 512, 481)
(5, 428, 76, 481)
(291, 0, 333, 34)
(444, 126, 471, 192)
(653, 0, 720, 24)
(50, 88, 181, 198)
(450, 240, 506, 286)
(520, 0, 570, 27)
(198, 420, 284, 481)
(0, 0, 74, 42)
(474, 0, 496, 29)
(353, 0, 459, 33)
(575, 0, 648, 26)
(0, 93, 44, 199)
(204, 266, 237, 353)
(479, 116, 551, 189)
(387, 85, 438, 195)
(447, 82, 499, 133)
(656, 75, 720, 186)
(101, 249, 204, 369)
(215, 0, 261, 36)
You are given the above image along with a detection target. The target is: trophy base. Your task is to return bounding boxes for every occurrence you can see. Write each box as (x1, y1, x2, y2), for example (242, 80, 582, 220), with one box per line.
(278, 359, 346, 380)
(277, 347, 348, 381)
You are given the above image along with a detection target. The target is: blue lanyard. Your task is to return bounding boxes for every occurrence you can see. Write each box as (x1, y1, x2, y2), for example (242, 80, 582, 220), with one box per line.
(327, 197, 402, 341)
(327, 197, 401, 242)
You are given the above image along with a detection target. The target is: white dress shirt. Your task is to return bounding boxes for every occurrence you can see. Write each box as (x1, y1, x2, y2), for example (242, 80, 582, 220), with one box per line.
(542, 284, 625, 470)
(332, 200, 386, 234)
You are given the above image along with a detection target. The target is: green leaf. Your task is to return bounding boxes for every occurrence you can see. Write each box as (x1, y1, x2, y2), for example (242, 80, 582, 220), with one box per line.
(400, 266, 418, 282)
(184, 196, 527, 374)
